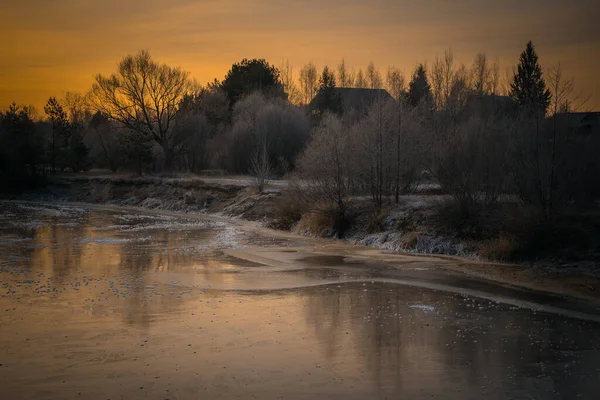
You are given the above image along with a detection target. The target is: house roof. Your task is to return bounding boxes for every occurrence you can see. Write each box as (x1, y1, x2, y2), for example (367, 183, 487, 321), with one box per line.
(552, 111, 600, 134)
(309, 88, 394, 113)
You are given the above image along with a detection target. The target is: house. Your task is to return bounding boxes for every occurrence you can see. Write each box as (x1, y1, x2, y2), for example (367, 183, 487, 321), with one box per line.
(464, 94, 513, 116)
(308, 88, 394, 116)
(552, 112, 600, 136)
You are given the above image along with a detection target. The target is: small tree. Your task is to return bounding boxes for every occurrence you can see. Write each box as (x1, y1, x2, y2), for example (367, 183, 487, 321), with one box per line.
(509, 41, 551, 117)
(0, 103, 45, 181)
(407, 64, 432, 108)
(315, 66, 340, 115)
(119, 131, 154, 176)
(89, 112, 122, 173)
(299, 62, 319, 105)
(366, 62, 383, 89)
(386, 66, 405, 101)
(44, 97, 70, 172)
(298, 114, 354, 218)
(355, 68, 368, 88)
(337, 59, 350, 88)
(249, 140, 271, 193)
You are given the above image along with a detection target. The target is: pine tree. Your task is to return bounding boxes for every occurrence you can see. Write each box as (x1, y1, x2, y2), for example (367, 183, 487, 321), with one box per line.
(510, 41, 551, 117)
(44, 97, 90, 172)
(315, 66, 340, 115)
(44, 97, 71, 172)
(407, 64, 431, 108)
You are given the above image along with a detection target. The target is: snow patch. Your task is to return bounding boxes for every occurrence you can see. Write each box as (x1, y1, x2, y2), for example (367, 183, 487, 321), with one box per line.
(79, 236, 130, 244)
(409, 304, 435, 312)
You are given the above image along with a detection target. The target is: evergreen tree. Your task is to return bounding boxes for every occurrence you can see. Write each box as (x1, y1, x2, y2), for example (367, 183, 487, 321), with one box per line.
(0, 103, 45, 181)
(509, 41, 551, 117)
(407, 64, 431, 108)
(44, 97, 70, 172)
(315, 66, 340, 115)
(44, 97, 89, 172)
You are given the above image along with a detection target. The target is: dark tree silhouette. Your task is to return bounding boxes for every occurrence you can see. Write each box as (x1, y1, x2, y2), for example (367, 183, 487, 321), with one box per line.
(407, 64, 431, 108)
(510, 41, 551, 117)
(44, 97, 71, 172)
(315, 66, 341, 115)
(0, 103, 45, 184)
(44, 97, 89, 172)
(221, 59, 285, 105)
(119, 130, 154, 176)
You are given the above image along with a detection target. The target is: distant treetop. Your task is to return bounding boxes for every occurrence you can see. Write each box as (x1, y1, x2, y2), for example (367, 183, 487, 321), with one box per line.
(221, 59, 285, 105)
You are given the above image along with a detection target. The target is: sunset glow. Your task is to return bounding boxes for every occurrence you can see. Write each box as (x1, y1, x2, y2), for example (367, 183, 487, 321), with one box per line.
(2, 0, 598, 110)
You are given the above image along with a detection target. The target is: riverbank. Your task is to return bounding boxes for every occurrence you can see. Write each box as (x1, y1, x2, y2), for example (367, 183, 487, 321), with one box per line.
(2, 173, 599, 304)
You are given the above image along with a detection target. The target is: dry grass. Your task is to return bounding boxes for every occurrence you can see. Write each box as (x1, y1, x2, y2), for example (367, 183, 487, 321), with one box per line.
(365, 211, 386, 234)
(478, 234, 519, 261)
(295, 209, 336, 237)
(268, 192, 307, 230)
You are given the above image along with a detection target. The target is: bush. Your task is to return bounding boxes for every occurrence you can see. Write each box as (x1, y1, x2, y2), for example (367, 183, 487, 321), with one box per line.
(365, 211, 386, 234)
(269, 191, 307, 230)
(433, 199, 503, 239)
(294, 202, 352, 238)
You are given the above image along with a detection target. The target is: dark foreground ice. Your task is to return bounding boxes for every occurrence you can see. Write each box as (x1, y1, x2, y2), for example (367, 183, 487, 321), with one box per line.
(1, 202, 599, 400)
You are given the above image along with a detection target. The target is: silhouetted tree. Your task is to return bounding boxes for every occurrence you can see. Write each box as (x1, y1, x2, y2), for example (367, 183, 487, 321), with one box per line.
(89, 112, 122, 172)
(44, 97, 89, 172)
(44, 97, 69, 172)
(407, 64, 431, 108)
(366, 62, 383, 89)
(315, 66, 341, 115)
(90, 50, 193, 169)
(299, 62, 319, 105)
(509, 41, 551, 117)
(119, 130, 154, 176)
(221, 58, 284, 105)
(337, 59, 350, 88)
(355, 68, 368, 88)
(0, 103, 45, 185)
(280, 59, 301, 105)
(386, 66, 405, 101)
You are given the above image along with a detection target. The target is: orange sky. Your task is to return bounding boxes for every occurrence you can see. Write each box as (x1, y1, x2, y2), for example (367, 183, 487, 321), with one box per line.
(1, 0, 599, 111)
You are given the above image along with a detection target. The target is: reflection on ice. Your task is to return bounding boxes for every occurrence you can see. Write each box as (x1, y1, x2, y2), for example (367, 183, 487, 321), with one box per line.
(1, 202, 599, 400)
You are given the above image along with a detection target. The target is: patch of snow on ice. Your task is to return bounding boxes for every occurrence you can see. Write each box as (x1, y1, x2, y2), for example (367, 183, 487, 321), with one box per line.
(409, 304, 435, 312)
(79, 236, 130, 244)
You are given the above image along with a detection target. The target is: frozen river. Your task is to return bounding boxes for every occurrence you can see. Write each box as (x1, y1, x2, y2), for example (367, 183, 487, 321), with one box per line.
(1, 202, 599, 399)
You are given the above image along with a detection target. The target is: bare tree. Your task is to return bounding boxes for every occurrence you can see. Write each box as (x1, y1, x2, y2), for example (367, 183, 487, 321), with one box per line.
(490, 57, 500, 95)
(385, 66, 405, 100)
(88, 113, 123, 173)
(544, 63, 590, 216)
(347, 67, 356, 88)
(355, 68, 368, 88)
(337, 58, 349, 88)
(250, 139, 271, 193)
(299, 62, 319, 105)
(63, 92, 91, 125)
(366, 62, 383, 89)
(280, 59, 302, 105)
(471, 53, 491, 95)
(89, 50, 193, 169)
(431, 49, 455, 110)
(298, 114, 354, 217)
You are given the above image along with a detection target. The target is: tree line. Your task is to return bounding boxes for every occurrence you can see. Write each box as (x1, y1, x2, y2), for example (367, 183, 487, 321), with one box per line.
(1, 41, 597, 227)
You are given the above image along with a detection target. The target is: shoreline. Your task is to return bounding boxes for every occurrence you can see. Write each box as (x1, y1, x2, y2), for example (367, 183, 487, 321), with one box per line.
(3, 198, 600, 311)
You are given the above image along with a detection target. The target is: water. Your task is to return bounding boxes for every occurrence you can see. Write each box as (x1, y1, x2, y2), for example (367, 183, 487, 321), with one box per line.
(1, 202, 599, 399)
